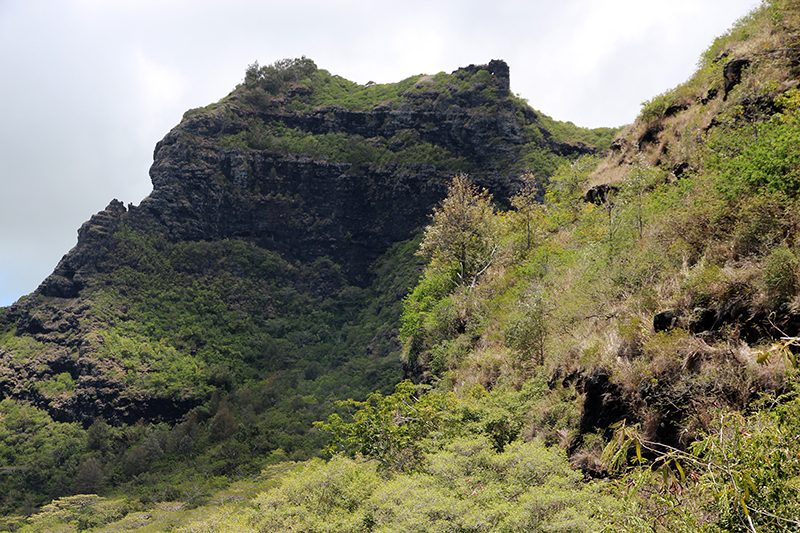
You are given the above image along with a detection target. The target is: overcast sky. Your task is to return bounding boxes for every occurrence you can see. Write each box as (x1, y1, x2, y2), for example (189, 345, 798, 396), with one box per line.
(0, 0, 759, 306)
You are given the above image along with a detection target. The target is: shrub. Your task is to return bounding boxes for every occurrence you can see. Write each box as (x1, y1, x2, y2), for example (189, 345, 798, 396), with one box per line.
(709, 116, 800, 199)
(244, 57, 317, 95)
(314, 380, 456, 471)
(254, 457, 380, 532)
(681, 258, 724, 308)
(731, 192, 793, 257)
(417, 174, 500, 289)
(639, 92, 675, 123)
(400, 270, 456, 364)
(72, 458, 106, 494)
(544, 156, 598, 224)
(504, 293, 548, 365)
(761, 245, 799, 304)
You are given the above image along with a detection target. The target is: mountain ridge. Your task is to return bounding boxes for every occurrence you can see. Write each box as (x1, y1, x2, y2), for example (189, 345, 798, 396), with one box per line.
(0, 59, 603, 432)
(31, 59, 596, 302)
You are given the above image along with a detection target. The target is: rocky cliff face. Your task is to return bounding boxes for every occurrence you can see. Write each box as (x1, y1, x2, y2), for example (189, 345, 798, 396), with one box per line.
(39, 59, 592, 295)
(0, 59, 595, 424)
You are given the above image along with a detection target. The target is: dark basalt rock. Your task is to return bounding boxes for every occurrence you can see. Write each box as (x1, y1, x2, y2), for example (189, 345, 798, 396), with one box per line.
(664, 103, 689, 117)
(578, 369, 628, 437)
(459, 59, 511, 93)
(638, 124, 664, 147)
(723, 58, 751, 100)
(672, 161, 690, 178)
(39, 199, 127, 299)
(124, 67, 527, 286)
(700, 87, 718, 105)
(688, 307, 717, 334)
(583, 184, 619, 205)
(653, 310, 677, 333)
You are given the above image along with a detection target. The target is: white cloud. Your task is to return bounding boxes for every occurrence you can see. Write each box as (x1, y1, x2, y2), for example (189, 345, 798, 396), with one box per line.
(134, 51, 189, 139)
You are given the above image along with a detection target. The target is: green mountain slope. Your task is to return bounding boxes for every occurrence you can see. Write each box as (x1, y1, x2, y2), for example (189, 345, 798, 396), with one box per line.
(12, 2, 800, 530)
(0, 59, 608, 522)
(40, 1, 798, 531)
(381, 2, 800, 530)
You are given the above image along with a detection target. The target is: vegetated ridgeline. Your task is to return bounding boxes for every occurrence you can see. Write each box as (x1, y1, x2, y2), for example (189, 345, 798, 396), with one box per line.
(0, 55, 613, 522)
(0, 59, 597, 427)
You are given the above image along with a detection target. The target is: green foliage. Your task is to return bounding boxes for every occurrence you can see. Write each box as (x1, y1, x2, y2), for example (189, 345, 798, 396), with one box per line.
(0, 226, 426, 520)
(244, 57, 317, 94)
(708, 115, 800, 198)
(730, 191, 797, 257)
(4, 378, 622, 532)
(681, 258, 725, 307)
(417, 174, 501, 289)
(167, 378, 619, 532)
(230, 57, 610, 186)
(191, 434, 619, 533)
(509, 173, 546, 258)
(441, 384, 545, 452)
(544, 156, 598, 224)
(504, 289, 548, 366)
(0, 331, 47, 364)
(532, 106, 621, 150)
(0, 400, 85, 513)
(240, 56, 518, 116)
(218, 117, 473, 174)
(399, 269, 458, 365)
(92, 226, 408, 397)
(31, 372, 73, 400)
(306, 71, 422, 111)
(315, 380, 456, 471)
(691, 403, 800, 532)
(16, 494, 126, 533)
(606, 396, 800, 532)
(254, 457, 380, 532)
(697, 0, 798, 72)
(618, 157, 664, 241)
(640, 92, 676, 124)
(761, 245, 799, 304)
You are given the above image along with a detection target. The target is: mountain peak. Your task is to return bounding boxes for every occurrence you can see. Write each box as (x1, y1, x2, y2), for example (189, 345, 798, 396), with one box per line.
(455, 59, 510, 93)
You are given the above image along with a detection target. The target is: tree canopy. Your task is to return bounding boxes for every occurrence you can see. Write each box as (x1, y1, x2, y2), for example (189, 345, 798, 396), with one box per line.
(418, 174, 500, 289)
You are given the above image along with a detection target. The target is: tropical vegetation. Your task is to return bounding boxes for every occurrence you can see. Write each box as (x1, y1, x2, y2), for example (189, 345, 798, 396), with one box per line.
(5, 1, 800, 532)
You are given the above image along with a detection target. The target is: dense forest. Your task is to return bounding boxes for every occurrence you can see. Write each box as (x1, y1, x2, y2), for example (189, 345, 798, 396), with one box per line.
(4, 1, 800, 532)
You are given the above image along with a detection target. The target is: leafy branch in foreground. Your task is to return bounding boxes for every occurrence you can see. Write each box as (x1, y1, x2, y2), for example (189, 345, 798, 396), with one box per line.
(755, 319, 800, 368)
(603, 400, 800, 533)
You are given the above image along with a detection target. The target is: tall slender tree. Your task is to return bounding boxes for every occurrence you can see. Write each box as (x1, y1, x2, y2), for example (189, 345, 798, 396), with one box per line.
(418, 174, 499, 289)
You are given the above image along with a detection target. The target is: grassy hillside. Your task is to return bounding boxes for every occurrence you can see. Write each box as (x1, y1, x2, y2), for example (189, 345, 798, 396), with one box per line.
(393, 1, 800, 529)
